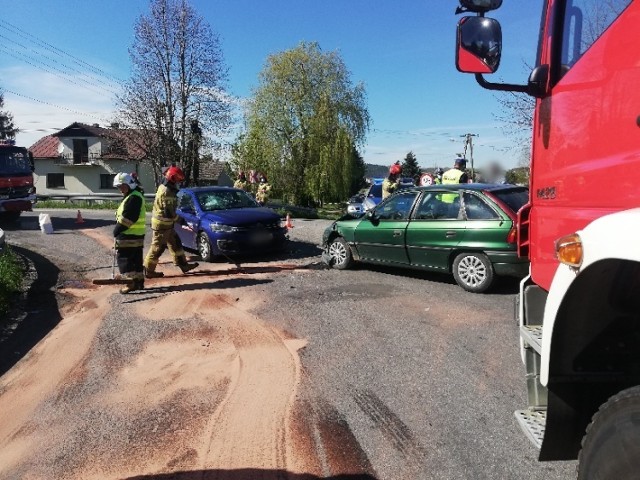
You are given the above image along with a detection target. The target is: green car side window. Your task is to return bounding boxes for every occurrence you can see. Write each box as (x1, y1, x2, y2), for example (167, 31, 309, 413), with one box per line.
(463, 192, 500, 220)
(376, 192, 418, 220)
(414, 192, 461, 220)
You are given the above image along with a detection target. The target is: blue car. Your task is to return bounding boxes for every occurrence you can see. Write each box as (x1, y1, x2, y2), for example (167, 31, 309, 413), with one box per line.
(174, 186, 288, 262)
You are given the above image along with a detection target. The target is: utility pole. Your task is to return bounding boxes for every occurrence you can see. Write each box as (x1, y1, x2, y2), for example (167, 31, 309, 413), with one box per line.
(460, 133, 479, 181)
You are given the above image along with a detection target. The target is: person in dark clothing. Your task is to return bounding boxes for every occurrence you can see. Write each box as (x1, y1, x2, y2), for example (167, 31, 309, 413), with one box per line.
(113, 172, 146, 294)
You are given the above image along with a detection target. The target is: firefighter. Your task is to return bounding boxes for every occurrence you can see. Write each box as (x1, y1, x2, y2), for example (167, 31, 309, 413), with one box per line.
(434, 167, 445, 184)
(113, 172, 146, 294)
(143, 166, 199, 278)
(255, 173, 271, 206)
(382, 162, 402, 199)
(234, 171, 249, 191)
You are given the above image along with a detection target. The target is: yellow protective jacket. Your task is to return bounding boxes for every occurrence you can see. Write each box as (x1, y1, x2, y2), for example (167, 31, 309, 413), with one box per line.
(382, 178, 398, 199)
(151, 182, 179, 231)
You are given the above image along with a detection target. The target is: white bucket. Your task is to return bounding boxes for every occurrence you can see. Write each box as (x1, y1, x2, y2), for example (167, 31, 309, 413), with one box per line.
(38, 213, 54, 234)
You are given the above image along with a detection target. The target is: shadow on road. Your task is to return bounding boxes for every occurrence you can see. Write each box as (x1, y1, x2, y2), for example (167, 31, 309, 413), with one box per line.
(0, 214, 113, 232)
(0, 246, 62, 376)
(125, 470, 377, 480)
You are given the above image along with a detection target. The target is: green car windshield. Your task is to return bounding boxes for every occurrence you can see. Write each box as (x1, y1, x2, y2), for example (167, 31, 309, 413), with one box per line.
(196, 190, 259, 211)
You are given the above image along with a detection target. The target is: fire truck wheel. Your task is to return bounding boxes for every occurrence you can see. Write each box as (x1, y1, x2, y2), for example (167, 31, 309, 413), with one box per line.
(452, 252, 494, 293)
(0, 212, 20, 223)
(328, 236, 353, 270)
(577, 386, 640, 480)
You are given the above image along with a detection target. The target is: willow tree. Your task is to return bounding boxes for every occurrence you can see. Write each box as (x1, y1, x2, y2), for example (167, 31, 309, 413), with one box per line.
(233, 42, 369, 205)
(116, 0, 230, 185)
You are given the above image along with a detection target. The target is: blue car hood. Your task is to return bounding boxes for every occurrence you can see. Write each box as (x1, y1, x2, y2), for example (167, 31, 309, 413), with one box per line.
(201, 207, 280, 226)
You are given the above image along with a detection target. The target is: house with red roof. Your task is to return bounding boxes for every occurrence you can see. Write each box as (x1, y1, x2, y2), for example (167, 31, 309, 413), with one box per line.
(28, 122, 157, 196)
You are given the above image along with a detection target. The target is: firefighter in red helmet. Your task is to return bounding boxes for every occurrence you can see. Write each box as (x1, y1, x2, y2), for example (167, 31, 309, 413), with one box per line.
(382, 162, 402, 199)
(143, 165, 199, 278)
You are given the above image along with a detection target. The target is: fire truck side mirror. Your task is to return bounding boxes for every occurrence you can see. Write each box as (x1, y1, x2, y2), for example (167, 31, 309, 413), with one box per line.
(456, 16, 502, 74)
(28, 151, 35, 172)
(457, 0, 503, 14)
(528, 64, 550, 98)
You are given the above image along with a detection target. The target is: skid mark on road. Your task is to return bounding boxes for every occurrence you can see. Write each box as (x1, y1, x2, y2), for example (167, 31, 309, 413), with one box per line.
(353, 389, 426, 462)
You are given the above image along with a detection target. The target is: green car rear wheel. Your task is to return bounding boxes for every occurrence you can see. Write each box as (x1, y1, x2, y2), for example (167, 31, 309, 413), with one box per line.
(452, 252, 494, 293)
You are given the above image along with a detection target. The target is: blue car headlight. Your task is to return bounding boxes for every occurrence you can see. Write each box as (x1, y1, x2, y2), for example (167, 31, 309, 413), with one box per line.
(210, 222, 237, 233)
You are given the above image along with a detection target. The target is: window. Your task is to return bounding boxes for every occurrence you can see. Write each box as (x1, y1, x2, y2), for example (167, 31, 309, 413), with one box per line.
(73, 139, 89, 164)
(179, 192, 195, 210)
(46, 173, 65, 189)
(375, 192, 418, 220)
(561, 0, 631, 69)
(414, 192, 462, 220)
(463, 193, 500, 220)
(100, 173, 116, 189)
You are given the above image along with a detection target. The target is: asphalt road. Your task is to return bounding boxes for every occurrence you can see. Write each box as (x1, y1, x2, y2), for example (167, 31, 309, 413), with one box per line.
(0, 209, 577, 479)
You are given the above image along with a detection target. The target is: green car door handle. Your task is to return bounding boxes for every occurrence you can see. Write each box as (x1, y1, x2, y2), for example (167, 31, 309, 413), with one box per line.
(446, 231, 457, 238)
(393, 230, 402, 237)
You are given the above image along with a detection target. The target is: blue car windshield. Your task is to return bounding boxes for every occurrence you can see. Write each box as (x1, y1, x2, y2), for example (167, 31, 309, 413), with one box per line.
(197, 190, 259, 211)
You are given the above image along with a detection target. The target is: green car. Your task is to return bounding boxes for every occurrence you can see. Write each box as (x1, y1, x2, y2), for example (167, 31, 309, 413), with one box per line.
(322, 184, 529, 293)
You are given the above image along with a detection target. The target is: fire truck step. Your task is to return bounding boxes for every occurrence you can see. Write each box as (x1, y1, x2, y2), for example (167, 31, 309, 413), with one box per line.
(514, 409, 546, 449)
(520, 325, 542, 354)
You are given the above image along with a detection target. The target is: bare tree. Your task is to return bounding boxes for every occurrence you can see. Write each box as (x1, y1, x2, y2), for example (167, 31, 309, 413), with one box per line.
(116, 0, 230, 185)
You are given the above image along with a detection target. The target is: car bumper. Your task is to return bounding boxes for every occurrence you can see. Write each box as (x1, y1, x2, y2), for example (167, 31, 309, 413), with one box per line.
(486, 250, 530, 278)
(213, 230, 288, 255)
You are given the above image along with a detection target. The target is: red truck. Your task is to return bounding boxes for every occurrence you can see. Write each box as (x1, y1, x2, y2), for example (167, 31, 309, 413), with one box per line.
(0, 139, 36, 222)
(455, 0, 640, 477)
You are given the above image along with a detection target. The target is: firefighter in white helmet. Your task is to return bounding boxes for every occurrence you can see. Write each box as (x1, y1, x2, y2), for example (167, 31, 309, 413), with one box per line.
(113, 172, 146, 294)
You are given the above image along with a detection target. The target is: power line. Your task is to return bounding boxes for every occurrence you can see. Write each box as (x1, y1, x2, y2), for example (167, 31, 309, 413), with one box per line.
(0, 19, 126, 86)
(0, 45, 118, 98)
(4, 89, 112, 124)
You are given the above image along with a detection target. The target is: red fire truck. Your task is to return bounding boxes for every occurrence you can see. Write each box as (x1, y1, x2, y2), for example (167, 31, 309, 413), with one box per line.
(455, 0, 640, 477)
(0, 139, 36, 222)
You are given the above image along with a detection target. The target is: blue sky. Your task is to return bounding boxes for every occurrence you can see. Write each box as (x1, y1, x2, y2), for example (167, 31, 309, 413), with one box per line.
(0, 0, 542, 169)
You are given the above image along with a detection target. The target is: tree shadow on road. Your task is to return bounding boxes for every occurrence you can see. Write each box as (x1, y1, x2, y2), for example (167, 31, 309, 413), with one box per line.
(125, 469, 377, 480)
(0, 246, 61, 376)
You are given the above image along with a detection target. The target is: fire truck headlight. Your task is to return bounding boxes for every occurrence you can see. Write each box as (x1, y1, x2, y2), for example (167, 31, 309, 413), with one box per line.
(555, 233, 583, 268)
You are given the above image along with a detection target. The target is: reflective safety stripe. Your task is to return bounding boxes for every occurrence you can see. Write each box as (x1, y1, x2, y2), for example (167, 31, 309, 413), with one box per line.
(115, 237, 144, 248)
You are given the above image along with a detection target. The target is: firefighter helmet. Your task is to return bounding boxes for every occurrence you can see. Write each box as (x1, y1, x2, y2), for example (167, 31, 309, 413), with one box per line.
(113, 172, 137, 190)
(164, 166, 185, 183)
(389, 164, 402, 176)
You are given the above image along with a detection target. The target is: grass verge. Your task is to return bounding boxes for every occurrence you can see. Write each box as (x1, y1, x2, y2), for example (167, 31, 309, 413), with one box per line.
(0, 246, 23, 317)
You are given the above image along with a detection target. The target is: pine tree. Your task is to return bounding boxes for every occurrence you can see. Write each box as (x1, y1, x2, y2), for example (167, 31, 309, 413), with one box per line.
(0, 93, 18, 140)
(401, 151, 421, 183)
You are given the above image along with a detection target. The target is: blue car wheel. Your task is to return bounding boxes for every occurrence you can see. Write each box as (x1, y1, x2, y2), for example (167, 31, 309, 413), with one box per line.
(198, 231, 213, 262)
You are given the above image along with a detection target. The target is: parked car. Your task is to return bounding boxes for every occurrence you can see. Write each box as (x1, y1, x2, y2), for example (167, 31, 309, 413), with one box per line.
(362, 178, 415, 212)
(346, 193, 366, 216)
(174, 186, 288, 262)
(322, 183, 529, 292)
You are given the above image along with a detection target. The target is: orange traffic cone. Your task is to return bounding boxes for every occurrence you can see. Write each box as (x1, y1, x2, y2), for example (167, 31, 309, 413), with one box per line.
(75, 210, 85, 224)
(285, 213, 294, 229)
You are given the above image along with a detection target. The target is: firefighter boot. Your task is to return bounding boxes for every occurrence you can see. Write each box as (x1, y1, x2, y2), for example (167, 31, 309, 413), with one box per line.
(120, 278, 144, 294)
(180, 262, 199, 274)
(144, 266, 164, 279)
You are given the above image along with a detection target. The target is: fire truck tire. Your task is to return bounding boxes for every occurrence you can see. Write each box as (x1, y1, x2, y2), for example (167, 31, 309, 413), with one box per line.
(452, 252, 494, 293)
(0, 211, 20, 223)
(577, 385, 640, 480)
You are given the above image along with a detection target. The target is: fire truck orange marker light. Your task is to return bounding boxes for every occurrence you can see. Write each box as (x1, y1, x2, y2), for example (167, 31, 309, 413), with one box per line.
(555, 233, 583, 268)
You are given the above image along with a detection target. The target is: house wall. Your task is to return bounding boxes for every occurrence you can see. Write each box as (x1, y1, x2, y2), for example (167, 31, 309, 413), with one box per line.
(34, 159, 156, 196)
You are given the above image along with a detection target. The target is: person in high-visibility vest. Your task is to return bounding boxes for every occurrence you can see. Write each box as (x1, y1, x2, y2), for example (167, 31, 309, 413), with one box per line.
(144, 166, 199, 278)
(441, 158, 469, 204)
(113, 172, 146, 294)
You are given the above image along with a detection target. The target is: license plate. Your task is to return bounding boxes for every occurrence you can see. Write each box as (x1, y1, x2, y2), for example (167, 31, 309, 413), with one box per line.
(252, 232, 273, 244)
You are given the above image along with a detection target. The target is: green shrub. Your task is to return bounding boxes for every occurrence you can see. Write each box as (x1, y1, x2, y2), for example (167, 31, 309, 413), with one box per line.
(0, 246, 23, 316)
